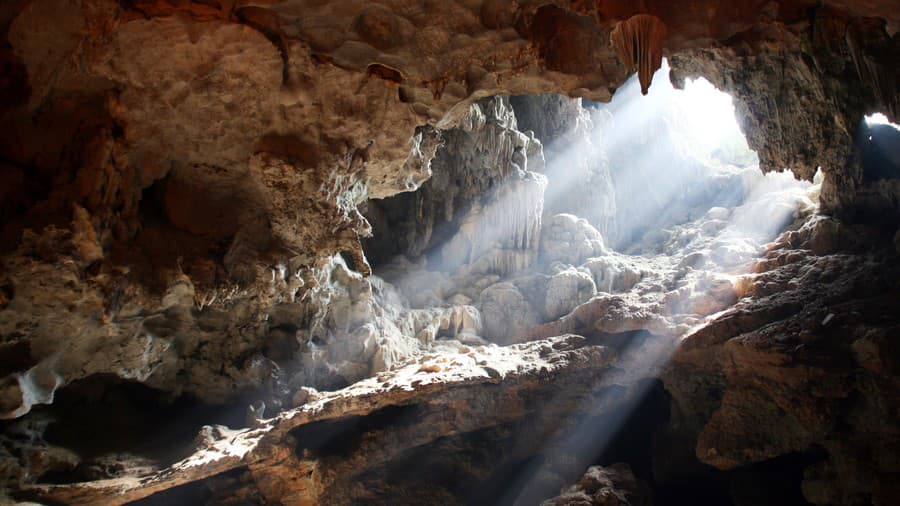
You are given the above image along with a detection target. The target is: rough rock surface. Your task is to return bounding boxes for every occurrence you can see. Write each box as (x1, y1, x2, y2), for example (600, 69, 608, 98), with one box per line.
(10, 335, 631, 505)
(2, 1, 900, 504)
(541, 464, 650, 506)
(365, 95, 547, 275)
(661, 215, 900, 506)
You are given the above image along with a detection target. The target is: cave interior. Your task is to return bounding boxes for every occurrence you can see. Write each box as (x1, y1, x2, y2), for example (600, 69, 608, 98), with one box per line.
(1, 1, 899, 505)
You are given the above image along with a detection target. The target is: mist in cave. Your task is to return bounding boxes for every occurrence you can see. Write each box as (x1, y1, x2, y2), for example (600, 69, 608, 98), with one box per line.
(339, 62, 821, 504)
(361, 60, 815, 348)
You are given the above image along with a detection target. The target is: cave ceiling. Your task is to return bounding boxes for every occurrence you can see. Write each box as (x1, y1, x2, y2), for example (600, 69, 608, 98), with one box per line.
(1, 1, 897, 250)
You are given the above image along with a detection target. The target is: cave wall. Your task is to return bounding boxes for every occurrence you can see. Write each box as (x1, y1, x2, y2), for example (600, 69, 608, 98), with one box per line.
(667, 6, 900, 221)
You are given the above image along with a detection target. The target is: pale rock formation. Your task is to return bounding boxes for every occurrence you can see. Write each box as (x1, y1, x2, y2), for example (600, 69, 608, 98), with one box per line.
(541, 213, 608, 266)
(478, 282, 542, 344)
(544, 265, 597, 321)
(292, 255, 423, 388)
(512, 95, 617, 236)
(542, 463, 650, 506)
(582, 256, 644, 294)
(441, 169, 547, 276)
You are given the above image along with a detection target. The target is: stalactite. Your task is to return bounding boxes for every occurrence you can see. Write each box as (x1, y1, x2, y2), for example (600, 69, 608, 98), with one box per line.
(439, 171, 547, 276)
(610, 14, 667, 95)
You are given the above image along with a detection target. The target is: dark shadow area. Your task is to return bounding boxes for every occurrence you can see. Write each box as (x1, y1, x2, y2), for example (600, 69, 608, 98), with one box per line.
(0, 159, 57, 254)
(341, 379, 673, 506)
(124, 478, 212, 506)
(347, 425, 521, 506)
(292, 404, 423, 459)
(653, 448, 824, 506)
(123, 467, 259, 506)
(468, 454, 547, 506)
(28, 374, 251, 484)
(858, 121, 900, 181)
(726, 450, 825, 506)
(0, 339, 34, 377)
(585, 329, 660, 353)
(362, 191, 416, 268)
(594, 379, 671, 479)
(655, 464, 733, 506)
(503, 379, 670, 504)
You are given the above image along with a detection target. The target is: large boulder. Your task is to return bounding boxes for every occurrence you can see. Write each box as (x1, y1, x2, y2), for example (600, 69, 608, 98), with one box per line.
(479, 282, 541, 344)
(544, 266, 597, 320)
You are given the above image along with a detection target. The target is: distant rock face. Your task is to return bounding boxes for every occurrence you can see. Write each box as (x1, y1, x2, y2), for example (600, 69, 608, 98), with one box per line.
(512, 94, 618, 237)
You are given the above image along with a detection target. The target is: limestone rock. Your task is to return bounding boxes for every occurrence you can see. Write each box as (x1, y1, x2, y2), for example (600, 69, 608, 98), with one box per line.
(544, 266, 597, 321)
(13, 336, 622, 505)
(479, 282, 541, 344)
(542, 214, 608, 266)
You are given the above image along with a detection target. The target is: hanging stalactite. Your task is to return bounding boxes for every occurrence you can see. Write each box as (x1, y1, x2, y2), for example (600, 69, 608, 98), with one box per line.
(610, 14, 667, 95)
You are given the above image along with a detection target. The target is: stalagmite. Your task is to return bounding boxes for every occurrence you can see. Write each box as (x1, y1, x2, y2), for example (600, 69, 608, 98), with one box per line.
(610, 14, 667, 95)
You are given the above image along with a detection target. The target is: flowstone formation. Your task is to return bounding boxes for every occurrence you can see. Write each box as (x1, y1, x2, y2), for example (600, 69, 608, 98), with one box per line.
(2, 1, 900, 505)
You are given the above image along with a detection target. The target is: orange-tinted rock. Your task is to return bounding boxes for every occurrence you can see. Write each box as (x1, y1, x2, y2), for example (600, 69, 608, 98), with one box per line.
(610, 14, 667, 95)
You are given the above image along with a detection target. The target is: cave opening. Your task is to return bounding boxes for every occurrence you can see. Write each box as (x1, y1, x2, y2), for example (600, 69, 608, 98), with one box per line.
(353, 59, 821, 505)
(860, 113, 900, 181)
(361, 58, 816, 347)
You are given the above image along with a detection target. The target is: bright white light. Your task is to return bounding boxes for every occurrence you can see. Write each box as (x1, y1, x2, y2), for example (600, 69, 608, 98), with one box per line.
(682, 79, 739, 136)
(676, 77, 748, 155)
(865, 112, 900, 130)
